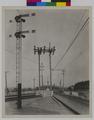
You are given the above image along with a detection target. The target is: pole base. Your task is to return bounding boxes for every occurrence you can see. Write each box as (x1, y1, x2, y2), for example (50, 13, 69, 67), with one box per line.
(17, 83, 22, 109)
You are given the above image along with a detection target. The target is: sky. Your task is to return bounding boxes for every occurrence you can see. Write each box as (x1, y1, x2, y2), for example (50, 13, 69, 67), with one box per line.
(4, 8, 89, 88)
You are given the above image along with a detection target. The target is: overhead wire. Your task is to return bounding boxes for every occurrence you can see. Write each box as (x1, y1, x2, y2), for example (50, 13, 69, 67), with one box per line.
(54, 15, 89, 69)
(63, 47, 89, 70)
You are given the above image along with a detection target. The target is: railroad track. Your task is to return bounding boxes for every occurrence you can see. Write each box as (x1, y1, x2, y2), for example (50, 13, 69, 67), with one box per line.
(51, 96, 80, 115)
(6, 95, 81, 115)
(6, 94, 81, 115)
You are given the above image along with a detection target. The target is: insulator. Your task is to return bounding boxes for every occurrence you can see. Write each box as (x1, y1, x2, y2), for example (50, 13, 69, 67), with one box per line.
(34, 45, 36, 50)
(9, 20, 13, 23)
(49, 48, 52, 54)
(21, 18, 25, 22)
(53, 46, 56, 51)
(32, 30, 36, 33)
(15, 15, 21, 22)
(21, 34, 25, 38)
(9, 34, 12, 38)
(15, 32, 21, 38)
(40, 47, 42, 54)
(43, 46, 46, 54)
(34, 46, 36, 54)
(15, 34, 20, 38)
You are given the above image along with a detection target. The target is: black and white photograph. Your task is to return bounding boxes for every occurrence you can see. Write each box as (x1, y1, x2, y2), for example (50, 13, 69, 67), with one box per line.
(3, 7, 91, 116)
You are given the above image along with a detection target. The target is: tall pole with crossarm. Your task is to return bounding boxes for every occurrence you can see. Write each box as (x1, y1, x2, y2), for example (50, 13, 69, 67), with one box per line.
(14, 13, 35, 109)
(48, 43, 56, 90)
(62, 69, 65, 92)
(42, 43, 56, 90)
(40, 62, 44, 88)
(34, 46, 43, 91)
(49, 43, 52, 90)
(5, 71, 9, 96)
(34, 44, 56, 91)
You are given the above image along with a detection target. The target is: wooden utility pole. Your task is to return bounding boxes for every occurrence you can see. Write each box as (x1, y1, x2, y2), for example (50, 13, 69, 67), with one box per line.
(34, 43, 56, 91)
(48, 43, 56, 90)
(40, 62, 44, 88)
(5, 71, 9, 96)
(34, 46, 43, 91)
(33, 78, 35, 90)
(52, 69, 65, 92)
(62, 70, 65, 92)
(49, 43, 52, 90)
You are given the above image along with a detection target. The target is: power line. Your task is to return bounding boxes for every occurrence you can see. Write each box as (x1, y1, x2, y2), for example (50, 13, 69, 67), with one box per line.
(63, 47, 89, 70)
(54, 17, 89, 69)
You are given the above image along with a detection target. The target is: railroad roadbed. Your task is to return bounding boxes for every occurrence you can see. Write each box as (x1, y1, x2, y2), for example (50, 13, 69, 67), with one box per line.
(5, 96, 75, 115)
(53, 94, 89, 115)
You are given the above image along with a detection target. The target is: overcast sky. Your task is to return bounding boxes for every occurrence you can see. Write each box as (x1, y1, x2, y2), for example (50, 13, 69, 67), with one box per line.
(5, 8, 89, 88)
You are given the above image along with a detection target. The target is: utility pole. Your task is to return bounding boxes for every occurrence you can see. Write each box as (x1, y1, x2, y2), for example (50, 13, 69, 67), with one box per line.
(48, 43, 56, 90)
(33, 78, 35, 91)
(34, 46, 43, 91)
(14, 13, 35, 109)
(5, 71, 9, 96)
(40, 62, 44, 88)
(59, 80, 61, 88)
(47, 76, 49, 88)
(52, 69, 65, 92)
(34, 43, 56, 91)
(62, 70, 65, 92)
(39, 51, 40, 90)
(42, 43, 56, 90)
(49, 43, 52, 90)
(47, 80, 49, 87)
